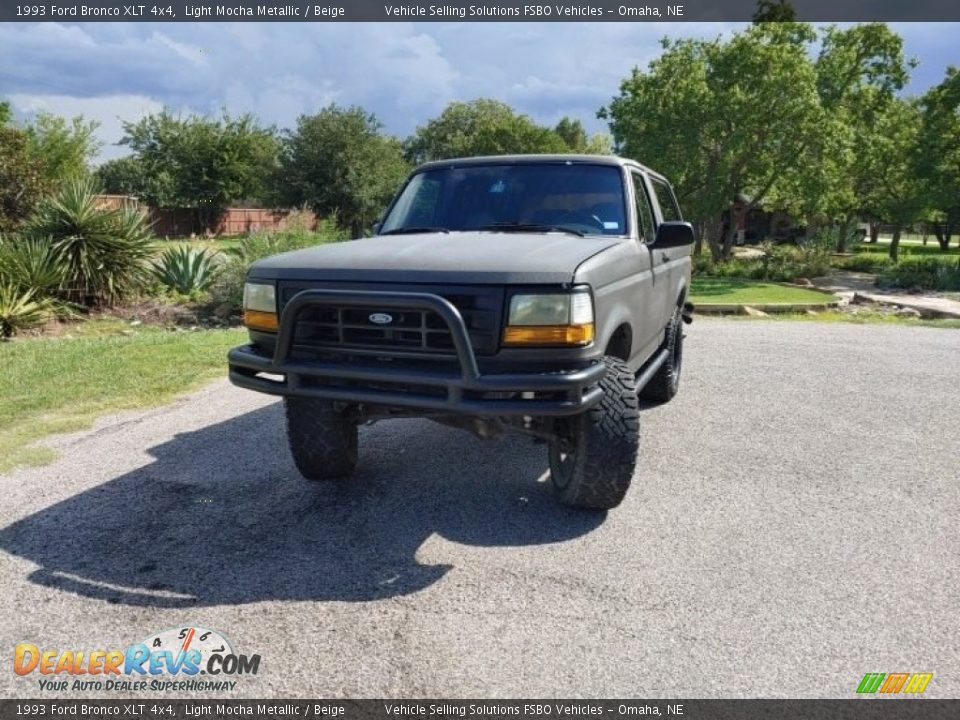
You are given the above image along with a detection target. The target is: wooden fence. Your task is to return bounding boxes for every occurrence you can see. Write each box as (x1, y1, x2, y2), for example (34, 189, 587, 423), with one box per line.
(149, 207, 319, 237)
(93, 196, 320, 238)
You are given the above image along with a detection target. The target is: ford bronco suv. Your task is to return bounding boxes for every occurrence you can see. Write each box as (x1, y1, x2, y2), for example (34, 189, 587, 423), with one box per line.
(228, 155, 694, 509)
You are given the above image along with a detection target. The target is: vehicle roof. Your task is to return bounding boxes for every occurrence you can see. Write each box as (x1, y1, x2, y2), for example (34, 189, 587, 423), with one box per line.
(414, 154, 667, 181)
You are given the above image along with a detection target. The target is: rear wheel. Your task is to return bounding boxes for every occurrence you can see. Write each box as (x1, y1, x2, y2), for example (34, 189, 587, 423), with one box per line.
(548, 356, 640, 509)
(284, 397, 358, 481)
(640, 305, 684, 403)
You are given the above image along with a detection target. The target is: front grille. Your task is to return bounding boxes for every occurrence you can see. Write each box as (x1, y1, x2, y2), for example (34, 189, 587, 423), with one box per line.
(278, 282, 504, 356)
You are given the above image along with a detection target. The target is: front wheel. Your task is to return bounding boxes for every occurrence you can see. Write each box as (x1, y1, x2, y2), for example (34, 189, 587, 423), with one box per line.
(640, 305, 684, 403)
(548, 356, 640, 510)
(284, 397, 358, 481)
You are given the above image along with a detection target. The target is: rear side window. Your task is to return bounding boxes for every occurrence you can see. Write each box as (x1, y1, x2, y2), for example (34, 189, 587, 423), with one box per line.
(651, 178, 682, 222)
(631, 173, 656, 243)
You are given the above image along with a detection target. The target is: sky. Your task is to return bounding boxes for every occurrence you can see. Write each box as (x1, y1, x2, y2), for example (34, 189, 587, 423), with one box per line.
(1, 21, 957, 162)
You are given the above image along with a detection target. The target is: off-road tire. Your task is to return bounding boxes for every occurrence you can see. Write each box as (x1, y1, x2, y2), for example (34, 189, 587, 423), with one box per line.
(284, 397, 358, 481)
(640, 305, 684, 403)
(548, 356, 640, 509)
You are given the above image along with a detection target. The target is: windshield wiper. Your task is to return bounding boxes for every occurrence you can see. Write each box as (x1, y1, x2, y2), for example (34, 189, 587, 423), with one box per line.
(478, 222, 585, 238)
(380, 226, 450, 235)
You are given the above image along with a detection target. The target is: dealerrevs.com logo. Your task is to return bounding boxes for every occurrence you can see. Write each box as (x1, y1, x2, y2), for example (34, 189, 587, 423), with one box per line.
(14, 626, 261, 692)
(856, 672, 933, 695)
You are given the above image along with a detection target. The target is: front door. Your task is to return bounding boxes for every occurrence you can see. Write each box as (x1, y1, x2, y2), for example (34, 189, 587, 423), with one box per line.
(649, 175, 689, 315)
(631, 171, 671, 341)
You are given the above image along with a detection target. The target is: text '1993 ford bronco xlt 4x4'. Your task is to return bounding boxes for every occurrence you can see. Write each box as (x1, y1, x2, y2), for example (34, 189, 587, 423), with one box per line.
(228, 155, 694, 509)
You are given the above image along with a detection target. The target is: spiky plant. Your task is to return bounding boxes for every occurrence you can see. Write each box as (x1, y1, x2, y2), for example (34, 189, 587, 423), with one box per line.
(0, 235, 66, 295)
(151, 245, 220, 294)
(0, 284, 51, 338)
(25, 178, 154, 305)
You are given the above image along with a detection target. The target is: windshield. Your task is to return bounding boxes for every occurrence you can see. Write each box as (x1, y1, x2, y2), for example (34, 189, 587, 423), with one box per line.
(380, 163, 628, 237)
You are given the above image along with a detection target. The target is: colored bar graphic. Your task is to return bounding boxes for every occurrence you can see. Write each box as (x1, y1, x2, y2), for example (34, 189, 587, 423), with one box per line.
(857, 673, 886, 693)
(857, 672, 933, 694)
(879, 673, 909, 693)
(903, 673, 934, 693)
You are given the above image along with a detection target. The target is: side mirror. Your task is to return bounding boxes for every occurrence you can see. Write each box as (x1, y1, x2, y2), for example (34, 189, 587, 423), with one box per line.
(651, 221, 695, 249)
(371, 220, 382, 235)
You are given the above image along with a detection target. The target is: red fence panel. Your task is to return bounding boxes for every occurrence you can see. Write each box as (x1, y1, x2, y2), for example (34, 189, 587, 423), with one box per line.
(93, 197, 320, 238)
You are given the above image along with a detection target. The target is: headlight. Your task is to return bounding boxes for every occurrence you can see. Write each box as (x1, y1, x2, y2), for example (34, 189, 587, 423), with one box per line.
(243, 282, 278, 332)
(503, 289, 594, 346)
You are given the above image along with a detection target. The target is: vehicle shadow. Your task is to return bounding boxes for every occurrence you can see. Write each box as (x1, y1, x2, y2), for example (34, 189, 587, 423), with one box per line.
(0, 404, 604, 607)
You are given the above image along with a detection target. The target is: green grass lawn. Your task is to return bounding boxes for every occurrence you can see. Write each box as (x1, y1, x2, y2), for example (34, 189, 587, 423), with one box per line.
(875, 233, 953, 245)
(690, 278, 835, 306)
(0, 324, 246, 474)
(153, 236, 244, 254)
(857, 238, 959, 257)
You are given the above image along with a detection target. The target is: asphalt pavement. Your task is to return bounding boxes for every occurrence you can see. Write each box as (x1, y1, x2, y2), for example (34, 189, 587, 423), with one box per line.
(1, 319, 958, 698)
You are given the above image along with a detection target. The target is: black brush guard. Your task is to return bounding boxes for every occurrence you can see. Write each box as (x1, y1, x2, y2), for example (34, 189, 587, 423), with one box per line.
(228, 289, 606, 417)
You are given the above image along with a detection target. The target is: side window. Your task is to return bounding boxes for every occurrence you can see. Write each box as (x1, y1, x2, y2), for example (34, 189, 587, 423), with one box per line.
(651, 178, 682, 223)
(381, 174, 442, 232)
(631, 173, 656, 243)
(405, 177, 441, 226)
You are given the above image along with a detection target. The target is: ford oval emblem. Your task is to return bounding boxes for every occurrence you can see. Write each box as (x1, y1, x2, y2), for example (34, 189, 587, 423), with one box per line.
(369, 312, 393, 325)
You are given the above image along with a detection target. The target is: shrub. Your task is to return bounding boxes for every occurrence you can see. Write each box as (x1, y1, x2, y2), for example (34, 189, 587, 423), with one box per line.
(0, 235, 67, 294)
(833, 254, 895, 273)
(0, 284, 51, 338)
(693, 243, 831, 283)
(210, 223, 346, 311)
(877, 256, 960, 291)
(691, 254, 714, 277)
(224, 222, 347, 262)
(0, 126, 53, 233)
(693, 255, 757, 279)
(797, 230, 836, 254)
(151, 245, 220, 294)
(776, 235, 834, 279)
(25, 177, 154, 306)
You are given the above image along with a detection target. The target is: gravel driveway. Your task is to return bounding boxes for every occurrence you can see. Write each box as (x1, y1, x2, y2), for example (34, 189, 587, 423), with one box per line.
(1, 319, 957, 698)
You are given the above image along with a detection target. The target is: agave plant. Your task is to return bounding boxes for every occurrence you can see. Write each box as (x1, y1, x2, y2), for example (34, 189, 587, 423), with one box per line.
(151, 245, 220, 294)
(25, 177, 154, 306)
(0, 235, 66, 295)
(0, 284, 51, 338)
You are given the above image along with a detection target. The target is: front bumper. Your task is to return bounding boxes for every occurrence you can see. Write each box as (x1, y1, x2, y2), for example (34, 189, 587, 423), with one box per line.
(228, 289, 605, 417)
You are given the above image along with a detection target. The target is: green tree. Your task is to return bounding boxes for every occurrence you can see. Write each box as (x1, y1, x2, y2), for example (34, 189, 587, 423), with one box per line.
(859, 98, 925, 261)
(25, 113, 100, 184)
(95, 155, 175, 206)
(279, 105, 410, 236)
(603, 24, 823, 260)
(0, 101, 12, 126)
(916, 67, 960, 250)
(788, 23, 913, 251)
(554, 117, 613, 154)
(554, 117, 588, 150)
(0, 126, 52, 232)
(120, 110, 279, 228)
(407, 99, 568, 163)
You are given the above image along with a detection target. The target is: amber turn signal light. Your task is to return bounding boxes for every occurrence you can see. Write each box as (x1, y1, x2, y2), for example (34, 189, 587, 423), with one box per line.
(244, 310, 278, 332)
(503, 323, 594, 346)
